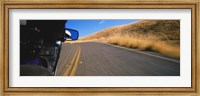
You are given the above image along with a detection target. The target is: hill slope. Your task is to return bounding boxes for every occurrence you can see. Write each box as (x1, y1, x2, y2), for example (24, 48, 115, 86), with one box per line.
(80, 20, 180, 57)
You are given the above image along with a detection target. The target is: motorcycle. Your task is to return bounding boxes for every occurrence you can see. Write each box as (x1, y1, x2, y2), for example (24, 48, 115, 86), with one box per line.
(20, 20, 78, 76)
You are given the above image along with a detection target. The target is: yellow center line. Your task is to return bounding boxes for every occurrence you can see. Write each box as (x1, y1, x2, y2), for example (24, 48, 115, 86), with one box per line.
(63, 46, 79, 76)
(70, 46, 81, 76)
(57, 46, 72, 75)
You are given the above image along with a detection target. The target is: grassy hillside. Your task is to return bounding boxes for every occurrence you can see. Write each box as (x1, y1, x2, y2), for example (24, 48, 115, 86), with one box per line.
(80, 20, 180, 57)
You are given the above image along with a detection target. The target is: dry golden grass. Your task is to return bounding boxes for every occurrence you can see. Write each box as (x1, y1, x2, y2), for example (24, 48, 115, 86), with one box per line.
(106, 33, 180, 57)
(82, 20, 180, 41)
(79, 20, 180, 57)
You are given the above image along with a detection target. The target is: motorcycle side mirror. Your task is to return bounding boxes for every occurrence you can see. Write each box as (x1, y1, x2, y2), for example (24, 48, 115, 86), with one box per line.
(65, 28, 79, 41)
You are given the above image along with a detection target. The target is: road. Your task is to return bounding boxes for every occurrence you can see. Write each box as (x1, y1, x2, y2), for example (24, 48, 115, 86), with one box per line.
(55, 42, 180, 76)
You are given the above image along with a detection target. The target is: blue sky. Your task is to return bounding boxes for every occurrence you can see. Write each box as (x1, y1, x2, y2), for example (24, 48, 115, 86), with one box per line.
(65, 20, 138, 37)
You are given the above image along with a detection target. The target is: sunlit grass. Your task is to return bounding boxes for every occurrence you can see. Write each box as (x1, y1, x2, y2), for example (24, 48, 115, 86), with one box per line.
(106, 33, 180, 57)
(77, 20, 180, 57)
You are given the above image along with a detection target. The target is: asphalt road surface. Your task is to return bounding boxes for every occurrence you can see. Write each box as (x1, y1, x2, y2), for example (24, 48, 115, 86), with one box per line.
(55, 42, 180, 76)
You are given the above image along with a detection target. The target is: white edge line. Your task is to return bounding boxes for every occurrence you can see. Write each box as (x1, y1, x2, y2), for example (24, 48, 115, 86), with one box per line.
(97, 42, 180, 63)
